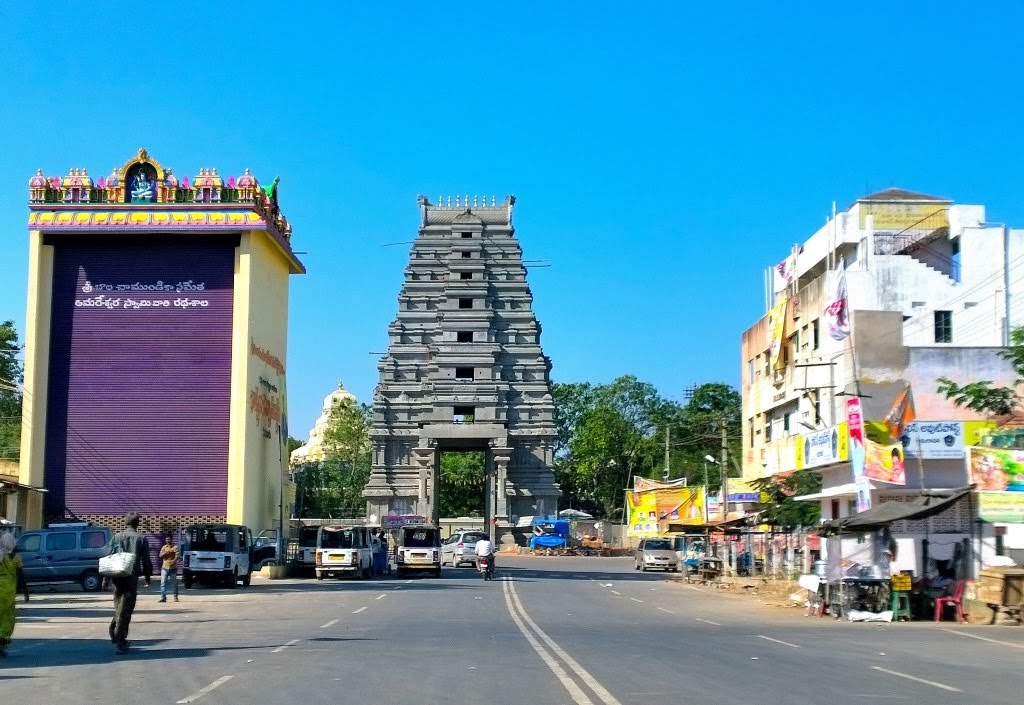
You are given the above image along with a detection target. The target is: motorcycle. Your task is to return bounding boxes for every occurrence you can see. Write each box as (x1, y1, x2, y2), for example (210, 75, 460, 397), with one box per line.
(476, 554, 495, 581)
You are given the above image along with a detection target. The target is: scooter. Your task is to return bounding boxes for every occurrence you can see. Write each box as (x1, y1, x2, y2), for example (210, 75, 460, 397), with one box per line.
(476, 554, 494, 581)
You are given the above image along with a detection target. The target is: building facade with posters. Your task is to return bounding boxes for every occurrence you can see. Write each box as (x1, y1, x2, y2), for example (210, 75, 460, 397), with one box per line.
(740, 188, 1024, 574)
(16, 150, 304, 535)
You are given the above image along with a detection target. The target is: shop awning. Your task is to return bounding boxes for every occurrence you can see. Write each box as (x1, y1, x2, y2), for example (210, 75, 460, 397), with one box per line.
(793, 482, 883, 502)
(821, 486, 972, 533)
(0, 478, 47, 494)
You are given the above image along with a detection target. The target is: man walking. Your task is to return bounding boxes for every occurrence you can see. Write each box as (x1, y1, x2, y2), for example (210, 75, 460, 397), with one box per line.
(108, 513, 153, 655)
(158, 534, 179, 603)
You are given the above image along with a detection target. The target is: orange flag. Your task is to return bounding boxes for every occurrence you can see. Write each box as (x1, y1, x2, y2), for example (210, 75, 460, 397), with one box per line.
(883, 386, 916, 441)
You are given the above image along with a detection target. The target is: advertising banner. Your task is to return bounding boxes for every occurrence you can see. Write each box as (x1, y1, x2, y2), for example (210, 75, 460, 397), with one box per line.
(967, 447, 1024, 492)
(795, 423, 849, 469)
(768, 299, 788, 370)
(977, 492, 1024, 523)
(627, 487, 705, 537)
(864, 439, 906, 484)
(847, 397, 871, 510)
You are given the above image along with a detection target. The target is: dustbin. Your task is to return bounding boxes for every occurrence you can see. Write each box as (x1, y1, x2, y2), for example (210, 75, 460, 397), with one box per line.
(813, 559, 827, 578)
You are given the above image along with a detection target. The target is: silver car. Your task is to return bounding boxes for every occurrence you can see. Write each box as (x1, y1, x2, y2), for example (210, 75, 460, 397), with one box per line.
(441, 530, 489, 567)
(635, 537, 681, 572)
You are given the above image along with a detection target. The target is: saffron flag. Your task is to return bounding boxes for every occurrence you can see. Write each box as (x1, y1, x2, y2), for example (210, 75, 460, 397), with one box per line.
(824, 258, 850, 340)
(883, 386, 916, 442)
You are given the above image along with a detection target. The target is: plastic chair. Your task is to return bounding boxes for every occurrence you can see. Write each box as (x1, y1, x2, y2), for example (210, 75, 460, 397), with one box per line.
(934, 579, 972, 623)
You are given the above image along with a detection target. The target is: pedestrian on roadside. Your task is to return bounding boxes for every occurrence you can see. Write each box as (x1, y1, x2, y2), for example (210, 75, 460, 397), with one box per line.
(0, 531, 30, 658)
(108, 513, 153, 655)
(158, 534, 179, 603)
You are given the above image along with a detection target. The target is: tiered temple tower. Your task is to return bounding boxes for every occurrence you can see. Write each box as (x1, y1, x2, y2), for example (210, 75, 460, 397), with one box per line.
(365, 196, 559, 540)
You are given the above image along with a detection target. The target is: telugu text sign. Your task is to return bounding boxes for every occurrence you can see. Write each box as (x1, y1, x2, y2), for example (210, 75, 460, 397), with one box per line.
(796, 423, 849, 469)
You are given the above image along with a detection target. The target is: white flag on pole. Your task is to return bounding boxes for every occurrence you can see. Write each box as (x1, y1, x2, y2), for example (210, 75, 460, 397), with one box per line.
(824, 258, 850, 340)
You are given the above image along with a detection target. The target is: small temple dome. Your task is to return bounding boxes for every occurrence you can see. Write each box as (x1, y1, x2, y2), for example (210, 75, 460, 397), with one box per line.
(236, 168, 256, 187)
(28, 169, 47, 188)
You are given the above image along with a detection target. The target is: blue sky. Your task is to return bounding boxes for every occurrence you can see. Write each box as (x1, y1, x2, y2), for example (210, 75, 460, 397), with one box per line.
(2, 3, 1023, 436)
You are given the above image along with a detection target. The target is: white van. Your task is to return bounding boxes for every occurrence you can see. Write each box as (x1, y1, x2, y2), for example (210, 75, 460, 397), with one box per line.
(315, 525, 373, 580)
(182, 523, 253, 588)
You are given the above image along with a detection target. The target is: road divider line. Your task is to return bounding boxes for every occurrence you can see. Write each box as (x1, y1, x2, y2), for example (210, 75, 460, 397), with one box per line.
(695, 618, 720, 626)
(629, 598, 643, 603)
(353, 606, 367, 614)
(375, 593, 386, 600)
(272, 639, 300, 654)
(320, 619, 339, 629)
(610, 590, 621, 595)
(757, 635, 801, 648)
(176, 675, 233, 703)
(508, 580, 623, 705)
(501, 578, 594, 705)
(941, 628, 1024, 649)
(656, 607, 676, 614)
(870, 666, 961, 692)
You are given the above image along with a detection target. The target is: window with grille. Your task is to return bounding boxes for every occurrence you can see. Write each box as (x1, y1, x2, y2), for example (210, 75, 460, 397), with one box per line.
(934, 310, 952, 343)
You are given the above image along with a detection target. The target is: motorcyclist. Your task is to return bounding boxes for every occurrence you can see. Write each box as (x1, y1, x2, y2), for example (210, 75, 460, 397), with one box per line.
(475, 537, 495, 577)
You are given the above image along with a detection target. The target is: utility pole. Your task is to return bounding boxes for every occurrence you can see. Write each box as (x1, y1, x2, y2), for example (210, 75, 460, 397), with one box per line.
(663, 425, 671, 479)
(720, 420, 728, 522)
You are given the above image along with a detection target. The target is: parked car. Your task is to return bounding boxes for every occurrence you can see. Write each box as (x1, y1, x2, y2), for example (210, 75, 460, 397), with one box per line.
(252, 529, 278, 570)
(182, 523, 253, 588)
(441, 529, 489, 567)
(297, 525, 320, 570)
(14, 523, 111, 591)
(634, 537, 681, 572)
(394, 523, 441, 578)
(315, 525, 373, 579)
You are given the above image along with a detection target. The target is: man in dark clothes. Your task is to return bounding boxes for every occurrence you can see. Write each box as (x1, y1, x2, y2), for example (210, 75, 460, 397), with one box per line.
(108, 513, 153, 655)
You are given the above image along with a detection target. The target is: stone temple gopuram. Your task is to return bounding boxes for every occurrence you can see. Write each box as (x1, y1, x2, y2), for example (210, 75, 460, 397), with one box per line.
(364, 196, 559, 541)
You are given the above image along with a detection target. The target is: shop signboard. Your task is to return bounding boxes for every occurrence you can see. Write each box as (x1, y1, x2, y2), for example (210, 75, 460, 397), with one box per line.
(894, 420, 995, 459)
(977, 492, 1024, 523)
(795, 423, 849, 469)
(967, 447, 1024, 492)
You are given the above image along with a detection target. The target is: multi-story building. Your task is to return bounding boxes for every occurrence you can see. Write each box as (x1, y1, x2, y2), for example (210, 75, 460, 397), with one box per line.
(741, 188, 1024, 573)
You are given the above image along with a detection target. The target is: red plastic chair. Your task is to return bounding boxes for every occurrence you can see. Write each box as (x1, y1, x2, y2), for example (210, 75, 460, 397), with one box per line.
(934, 579, 972, 623)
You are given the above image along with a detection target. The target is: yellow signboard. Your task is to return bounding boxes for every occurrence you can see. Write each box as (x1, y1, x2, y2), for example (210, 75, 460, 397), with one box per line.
(977, 492, 1024, 523)
(859, 202, 949, 231)
(626, 487, 706, 537)
(795, 423, 849, 470)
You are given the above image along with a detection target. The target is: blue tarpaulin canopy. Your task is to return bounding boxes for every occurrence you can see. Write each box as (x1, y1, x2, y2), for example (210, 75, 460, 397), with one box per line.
(529, 518, 570, 549)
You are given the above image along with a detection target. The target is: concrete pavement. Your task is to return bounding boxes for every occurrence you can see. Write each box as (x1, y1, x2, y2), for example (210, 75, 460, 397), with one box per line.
(0, 556, 1021, 704)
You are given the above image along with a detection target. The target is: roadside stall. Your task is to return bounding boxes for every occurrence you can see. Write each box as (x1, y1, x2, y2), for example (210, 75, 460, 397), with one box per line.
(816, 487, 973, 620)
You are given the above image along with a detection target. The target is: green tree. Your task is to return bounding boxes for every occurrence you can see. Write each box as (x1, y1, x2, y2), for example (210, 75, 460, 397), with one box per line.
(748, 470, 821, 528)
(438, 451, 486, 517)
(937, 326, 1024, 416)
(673, 382, 742, 490)
(0, 321, 23, 462)
(295, 397, 372, 518)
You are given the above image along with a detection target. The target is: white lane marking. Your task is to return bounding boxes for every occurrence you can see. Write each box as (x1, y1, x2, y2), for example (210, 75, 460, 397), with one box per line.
(610, 590, 621, 595)
(757, 635, 801, 648)
(501, 579, 594, 705)
(320, 619, 339, 629)
(272, 639, 300, 654)
(695, 617, 721, 626)
(374, 593, 386, 600)
(353, 606, 367, 614)
(941, 628, 1024, 649)
(656, 607, 676, 614)
(176, 675, 234, 703)
(870, 666, 961, 692)
(508, 580, 623, 705)
(629, 598, 644, 603)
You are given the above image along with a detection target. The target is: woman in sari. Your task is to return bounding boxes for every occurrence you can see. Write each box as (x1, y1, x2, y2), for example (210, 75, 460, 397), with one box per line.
(0, 531, 30, 657)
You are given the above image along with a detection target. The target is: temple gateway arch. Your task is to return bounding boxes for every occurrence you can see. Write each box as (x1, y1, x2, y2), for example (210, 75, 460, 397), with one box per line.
(364, 196, 560, 542)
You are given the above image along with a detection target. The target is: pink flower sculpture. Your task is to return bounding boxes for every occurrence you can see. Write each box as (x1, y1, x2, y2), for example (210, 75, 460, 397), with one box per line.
(227, 175, 236, 189)
(182, 176, 190, 189)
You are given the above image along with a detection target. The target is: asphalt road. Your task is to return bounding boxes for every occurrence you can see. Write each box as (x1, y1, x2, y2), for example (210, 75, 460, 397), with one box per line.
(2, 556, 1022, 705)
